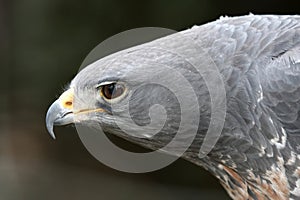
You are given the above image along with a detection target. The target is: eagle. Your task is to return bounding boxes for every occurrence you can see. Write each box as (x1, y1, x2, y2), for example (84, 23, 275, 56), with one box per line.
(46, 15, 300, 200)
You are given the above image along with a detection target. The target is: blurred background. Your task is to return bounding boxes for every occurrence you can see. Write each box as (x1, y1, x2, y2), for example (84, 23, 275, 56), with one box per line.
(1, 0, 300, 199)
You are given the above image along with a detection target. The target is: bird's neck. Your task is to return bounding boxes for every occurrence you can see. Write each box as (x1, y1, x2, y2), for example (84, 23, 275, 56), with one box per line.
(186, 135, 300, 200)
(186, 151, 290, 200)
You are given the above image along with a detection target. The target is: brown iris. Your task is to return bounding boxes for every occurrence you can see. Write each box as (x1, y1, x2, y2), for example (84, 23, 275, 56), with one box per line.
(101, 83, 125, 100)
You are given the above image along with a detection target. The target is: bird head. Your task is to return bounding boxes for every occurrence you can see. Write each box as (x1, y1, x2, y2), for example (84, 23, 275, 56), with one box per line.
(46, 37, 208, 153)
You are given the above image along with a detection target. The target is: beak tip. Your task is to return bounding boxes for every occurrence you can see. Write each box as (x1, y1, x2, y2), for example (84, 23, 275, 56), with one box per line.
(46, 123, 56, 139)
(50, 130, 56, 140)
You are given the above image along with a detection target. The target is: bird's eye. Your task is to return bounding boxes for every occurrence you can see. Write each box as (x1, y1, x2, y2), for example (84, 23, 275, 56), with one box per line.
(100, 83, 126, 100)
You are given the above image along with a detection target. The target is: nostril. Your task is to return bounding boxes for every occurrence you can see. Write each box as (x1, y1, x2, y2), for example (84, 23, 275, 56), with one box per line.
(65, 101, 72, 106)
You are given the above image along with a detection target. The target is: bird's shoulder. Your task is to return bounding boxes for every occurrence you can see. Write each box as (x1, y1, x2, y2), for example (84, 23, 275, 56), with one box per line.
(189, 15, 300, 137)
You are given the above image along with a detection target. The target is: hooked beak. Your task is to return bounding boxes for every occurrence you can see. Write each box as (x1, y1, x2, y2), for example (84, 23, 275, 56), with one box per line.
(46, 89, 74, 139)
(46, 88, 106, 139)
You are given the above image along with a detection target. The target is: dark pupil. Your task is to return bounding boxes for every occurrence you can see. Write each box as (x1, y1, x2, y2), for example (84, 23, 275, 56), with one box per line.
(103, 83, 124, 99)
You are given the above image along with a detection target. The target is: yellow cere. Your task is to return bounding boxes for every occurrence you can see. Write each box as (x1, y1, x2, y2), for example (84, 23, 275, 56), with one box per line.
(59, 89, 74, 109)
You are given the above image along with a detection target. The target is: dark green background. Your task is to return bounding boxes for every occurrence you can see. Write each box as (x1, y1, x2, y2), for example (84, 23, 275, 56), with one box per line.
(1, 0, 299, 199)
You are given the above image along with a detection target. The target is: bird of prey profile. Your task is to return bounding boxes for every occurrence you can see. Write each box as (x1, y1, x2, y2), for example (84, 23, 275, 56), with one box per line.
(46, 15, 300, 199)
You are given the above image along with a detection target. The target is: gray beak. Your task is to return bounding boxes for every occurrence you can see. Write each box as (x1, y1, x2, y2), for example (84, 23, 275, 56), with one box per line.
(46, 89, 74, 139)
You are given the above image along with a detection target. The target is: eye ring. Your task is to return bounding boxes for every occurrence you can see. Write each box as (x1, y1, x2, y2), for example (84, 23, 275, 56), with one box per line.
(100, 82, 126, 102)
